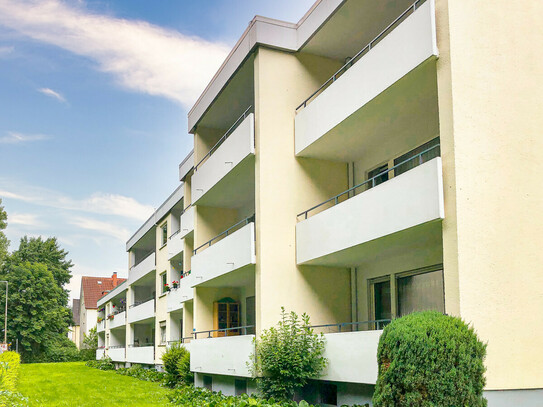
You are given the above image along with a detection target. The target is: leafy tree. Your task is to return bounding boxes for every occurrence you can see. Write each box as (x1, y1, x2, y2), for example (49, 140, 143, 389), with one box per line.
(80, 327, 98, 361)
(0, 199, 9, 266)
(373, 311, 487, 407)
(0, 261, 71, 362)
(8, 236, 73, 307)
(250, 308, 327, 401)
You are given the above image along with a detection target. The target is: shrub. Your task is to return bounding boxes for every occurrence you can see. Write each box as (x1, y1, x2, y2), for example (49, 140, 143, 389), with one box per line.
(85, 356, 114, 371)
(372, 311, 487, 407)
(42, 335, 80, 363)
(116, 364, 166, 383)
(0, 352, 20, 392)
(176, 349, 193, 386)
(168, 385, 314, 407)
(79, 328, 97, 361)
(161, 343, 191, 386)
(250, 308, 327, 401)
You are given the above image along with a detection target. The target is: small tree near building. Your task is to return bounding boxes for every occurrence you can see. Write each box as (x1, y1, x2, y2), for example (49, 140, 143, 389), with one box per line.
(250, 308, 327, 401)
(373, 311, 487, 407)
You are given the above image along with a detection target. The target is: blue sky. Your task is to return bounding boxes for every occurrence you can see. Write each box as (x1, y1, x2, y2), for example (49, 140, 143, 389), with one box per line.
(0, 0, 314, 300)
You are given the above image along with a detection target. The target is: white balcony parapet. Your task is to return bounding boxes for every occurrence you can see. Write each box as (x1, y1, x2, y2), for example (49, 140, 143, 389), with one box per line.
(320, 330, 382, 384)
(128, 252, 156, 285)
(192, 220, 256, 286)
(96, 348, 105, 360)
(126, 346, 154, 365)
(167, 232, 184, 261)
(127, 299, 155, 324)
(179, 205, 194, 239)
(167, 272, 194, 312)
(296, 157, 444, 265)
(190, 335, 255, 377)
(179, 149, 194, 181)
(109, 311, 126, 330)
(192, 109, 254, 204)
(108, 347, 126, 363)
(295, 0, 437, 156)
(97, 320, 105, 333)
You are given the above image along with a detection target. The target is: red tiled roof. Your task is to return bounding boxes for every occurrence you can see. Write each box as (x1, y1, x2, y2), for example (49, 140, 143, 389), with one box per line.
(81, 275, 126, 310)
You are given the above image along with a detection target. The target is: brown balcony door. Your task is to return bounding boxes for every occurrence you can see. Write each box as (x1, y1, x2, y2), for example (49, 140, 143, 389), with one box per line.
(213, 299, 240, 337)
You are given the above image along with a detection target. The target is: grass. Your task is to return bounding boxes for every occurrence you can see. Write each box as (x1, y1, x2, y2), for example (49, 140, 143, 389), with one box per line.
(19, 362, 171, 406)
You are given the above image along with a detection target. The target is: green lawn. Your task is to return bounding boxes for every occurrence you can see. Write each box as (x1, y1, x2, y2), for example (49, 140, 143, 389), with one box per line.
(19, 362, 171, 406)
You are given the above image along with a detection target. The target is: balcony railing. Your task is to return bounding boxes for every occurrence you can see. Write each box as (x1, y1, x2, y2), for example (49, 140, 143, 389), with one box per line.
(193, 325, 255, 339)
(167, 337, 192, 345)
(310, 319, 391, 334)
(298, 144, 440, 220)
(169, 203, 193, 239)
(296, 0, 426, 111)
(129, 297, 155, 309)
(194, 106, 253, 172)
(193, 215, 255, 255)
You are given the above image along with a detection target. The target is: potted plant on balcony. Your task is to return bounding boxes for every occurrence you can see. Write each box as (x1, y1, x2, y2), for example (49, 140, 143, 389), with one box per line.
(172, 281, 179, 289)
(107, 314, 114, 321)
(164, 283, 170, 292)
(97, 317, 104, 323)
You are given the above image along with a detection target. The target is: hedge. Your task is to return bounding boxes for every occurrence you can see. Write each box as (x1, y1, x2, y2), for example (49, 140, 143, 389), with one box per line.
(0, 352, 20, 393)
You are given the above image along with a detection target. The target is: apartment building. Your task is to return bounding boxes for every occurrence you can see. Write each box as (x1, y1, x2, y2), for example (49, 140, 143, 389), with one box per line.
(97, 0, 542, 405)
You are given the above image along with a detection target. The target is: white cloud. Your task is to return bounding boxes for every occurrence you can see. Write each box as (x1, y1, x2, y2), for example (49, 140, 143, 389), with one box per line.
(9, 212, 43, 227)
(37, 87, 66, 103)
(0, 45, 14, 57)
(0, 0, 230, 107)
(0, 182, 154, 221)
(0, 131, 50, 144)
(70, 217, 130, 242)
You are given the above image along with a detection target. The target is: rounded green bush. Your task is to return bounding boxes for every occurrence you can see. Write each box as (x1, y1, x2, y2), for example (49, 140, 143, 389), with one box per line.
(373, 311, 487, 407)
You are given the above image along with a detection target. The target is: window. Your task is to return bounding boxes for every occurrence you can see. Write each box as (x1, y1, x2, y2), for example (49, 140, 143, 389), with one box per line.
(161, 272, 168, 294)
(396, 268, 445, 317)
(235, 379, 247, 396)
(367, 163, 389, 189)
(394, 137, 440, 177)
(203, 375, 212, 391)
(320, 383, 338, 406)
(161, 223, 168, 246)
(160, 321, 166, 345)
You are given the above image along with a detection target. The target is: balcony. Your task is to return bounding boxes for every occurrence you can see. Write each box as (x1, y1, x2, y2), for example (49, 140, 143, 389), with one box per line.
(128, 252, 156, 285)
(167, 231, 184, 261)
(315, 323, 384, 384)
(190, 334, 255, 377)
(296, 156, 444, 266)
(96, 348, 105, 360)
(109, 311, 126, 330)
(192, 219, 256, 286)
(295, 0, 438, 161)
(167, 272, 194, 313)
(97, 320, 105, 333)
(179, 205, 194, 239)
(126, 345, 155, 365)
(192, 109, 255, 207)
(108, 346, 126, 363)
(127, 299, 155, 324)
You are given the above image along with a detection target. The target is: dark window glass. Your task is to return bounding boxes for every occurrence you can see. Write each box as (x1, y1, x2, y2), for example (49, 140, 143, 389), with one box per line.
(367, 164, 389, 189)
(235, 379, 247, 396)
(394, 137, 440, 177)
(373, 280, 392, 322)
(397, 269, 445, 317)
(320, 383, 338, 406)
(161, 223, 168, 245)
(203, 375, 212, 391)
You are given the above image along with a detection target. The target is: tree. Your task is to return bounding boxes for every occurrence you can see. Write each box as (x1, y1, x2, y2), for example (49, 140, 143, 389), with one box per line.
(8, 236, 73, 307)
(80, 327, 98, 361)
(373, 311, 487, 407)
(250, 308, 327, 401)
(0, 199, 9, 266)
(0, 261, 71, 361)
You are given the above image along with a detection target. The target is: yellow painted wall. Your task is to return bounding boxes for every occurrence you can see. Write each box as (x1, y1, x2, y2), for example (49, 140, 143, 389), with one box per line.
(254, 47, 353, 332)
(436, 0, 543, 390)
(195, 206, 239, 247)
(155, 214, 172, 363)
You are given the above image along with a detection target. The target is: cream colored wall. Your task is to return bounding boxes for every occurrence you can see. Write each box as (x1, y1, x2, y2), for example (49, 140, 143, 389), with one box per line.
(184, 172, 192, 205)
(436, 0, 543, 390)
(193, 287, 241, 333)
(194, 206, 239, 247)
(155, 214, 173, 363)
(183, 301, 194, 339)
(194, 127, 224, 163)
(254, 47, 353, 332)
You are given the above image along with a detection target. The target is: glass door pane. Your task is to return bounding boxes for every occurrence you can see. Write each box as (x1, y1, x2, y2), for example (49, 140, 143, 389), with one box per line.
(372, 279, 391, 329)
(397, 269, 445, 317)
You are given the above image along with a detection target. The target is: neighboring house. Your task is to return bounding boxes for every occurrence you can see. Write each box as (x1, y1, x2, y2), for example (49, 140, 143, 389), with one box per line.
(96, 0, 543, 406)
(79, 273, 125, 349)
(68, 298, 81, 349)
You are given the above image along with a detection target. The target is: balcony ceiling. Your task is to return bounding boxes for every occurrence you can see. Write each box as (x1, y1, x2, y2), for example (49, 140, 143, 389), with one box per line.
(300, 0, 415, 62)
(195, 54, 254, 132)
(297, 59, 438, 162)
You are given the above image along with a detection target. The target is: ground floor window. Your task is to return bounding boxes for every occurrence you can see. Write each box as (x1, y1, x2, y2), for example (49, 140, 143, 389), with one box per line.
(203, 375, 212, 391)
(320, 383, 338, 406)
(235, 379, 247, 396)
(159, 321, 166, 345)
